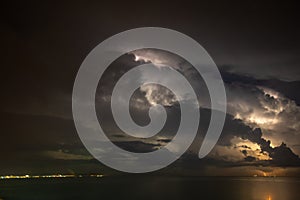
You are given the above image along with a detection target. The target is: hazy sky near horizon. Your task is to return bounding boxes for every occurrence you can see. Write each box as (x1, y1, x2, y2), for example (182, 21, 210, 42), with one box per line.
(1, 1, 300, 176)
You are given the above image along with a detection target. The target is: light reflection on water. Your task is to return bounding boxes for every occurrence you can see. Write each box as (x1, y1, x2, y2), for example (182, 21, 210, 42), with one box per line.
(0, 176, 299, 200)
(240, 177, 295, 200)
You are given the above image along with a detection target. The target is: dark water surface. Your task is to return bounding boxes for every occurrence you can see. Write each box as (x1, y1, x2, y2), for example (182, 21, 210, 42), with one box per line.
(0, 176, 299, 200)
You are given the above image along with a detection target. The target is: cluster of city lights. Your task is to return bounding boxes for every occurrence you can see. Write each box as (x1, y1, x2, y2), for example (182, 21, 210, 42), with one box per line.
(0, 174, 104, 180)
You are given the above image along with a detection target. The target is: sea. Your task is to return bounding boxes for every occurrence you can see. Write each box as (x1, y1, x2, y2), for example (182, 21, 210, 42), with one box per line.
(0, 176, 299, 200)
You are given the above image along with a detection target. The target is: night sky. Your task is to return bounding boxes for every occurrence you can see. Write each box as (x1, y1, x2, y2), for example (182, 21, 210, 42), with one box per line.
(1, 1, 300, 176)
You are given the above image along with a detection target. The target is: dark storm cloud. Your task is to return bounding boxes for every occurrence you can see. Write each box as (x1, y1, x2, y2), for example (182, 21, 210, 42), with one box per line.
(221, 70, 300, 106)
(269, 143, 300, 166)
(1, 1, 300, 176)
(111, 106, 300, 168)
(178, 108, 300, 168)
(241, 150, 247, 156)
(217, 53, 300, 81)
(113, 141, 160, 153)
(217, 113, 300, 167)
(244, 156, 256, 162)
(26, 59, 300, 171)
(240, 128, 300, 166)
(128, 49, 300, 158)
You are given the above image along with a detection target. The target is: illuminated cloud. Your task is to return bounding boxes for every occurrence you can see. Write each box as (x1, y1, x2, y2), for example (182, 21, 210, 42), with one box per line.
(130, 49, 210, 108)
(140, 84, 177, 106)
(131, 49, 181, 69)
(226, 83, 300, 155)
